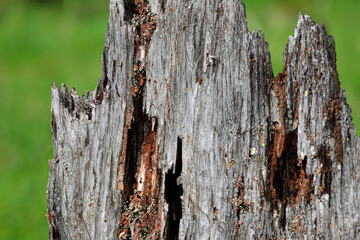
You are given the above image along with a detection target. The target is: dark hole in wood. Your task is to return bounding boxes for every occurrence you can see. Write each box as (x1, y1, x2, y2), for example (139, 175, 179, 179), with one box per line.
(85, 105, 92, 120)
(95, 78, 105, 104)
(123, 0, 136, 23)
(160, 0, 167, 12)
(85, 130, 89, 147)
(276, 129, 298, 229)
(325, 108, 336, 133)
(51, 113, 57, 140)
(123, 94, 146, 200)
(51, 229, 60, 240)
(165, 137, 183, 240)
(347, 129, 351, 144)
(268, 128, 313, 229)
(62, 92, 75, 114)
(318, 145, 332, 196)
(283, 130, 302, 200)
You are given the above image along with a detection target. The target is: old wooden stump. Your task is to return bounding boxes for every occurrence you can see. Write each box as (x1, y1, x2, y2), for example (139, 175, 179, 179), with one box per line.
(47, 0, 360, 239)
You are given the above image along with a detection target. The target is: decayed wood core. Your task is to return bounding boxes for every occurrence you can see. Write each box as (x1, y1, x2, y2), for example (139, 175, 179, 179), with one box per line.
(117, 1, 167, 239)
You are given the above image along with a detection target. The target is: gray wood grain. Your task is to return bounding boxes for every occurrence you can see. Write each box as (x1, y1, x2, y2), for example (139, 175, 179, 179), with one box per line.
(47, 0, 360, 239)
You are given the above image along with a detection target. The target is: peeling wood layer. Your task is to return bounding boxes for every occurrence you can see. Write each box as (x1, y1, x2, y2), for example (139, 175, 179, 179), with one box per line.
(48, 1, 360, 239)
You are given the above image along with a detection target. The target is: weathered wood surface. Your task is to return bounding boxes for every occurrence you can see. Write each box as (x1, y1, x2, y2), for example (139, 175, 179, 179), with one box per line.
(47, 0, 360, 239)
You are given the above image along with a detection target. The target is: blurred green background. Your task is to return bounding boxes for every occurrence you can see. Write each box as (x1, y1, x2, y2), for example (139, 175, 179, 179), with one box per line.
(0, 0, 358, 239)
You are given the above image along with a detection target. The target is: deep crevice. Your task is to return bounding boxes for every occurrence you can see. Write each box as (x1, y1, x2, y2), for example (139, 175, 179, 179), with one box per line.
(118, 116, 161, 239)
(160, 0, 167, 12)
(131, 0, 156, 98)
(122, 0, 157, 201)
(117, 2, 161, 238)
(95, 79, 105, 104)
(267, 128, 313, 229)
(51, 113, 57, 141)
(165, 137, 183, 240)
(123, 95, 146, 200)
(101, 50, 109, 89)
(51, 229, 60, 240)
(47, 211, 60, 240)
(235, 175, 249, 219)
(123, 0, 136, 23)
(60, 88, 75, 115)
(318, 145, 332, 196)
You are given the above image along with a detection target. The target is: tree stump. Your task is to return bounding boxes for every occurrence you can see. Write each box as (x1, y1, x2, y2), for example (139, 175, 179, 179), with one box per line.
(47, 0, 360, 239)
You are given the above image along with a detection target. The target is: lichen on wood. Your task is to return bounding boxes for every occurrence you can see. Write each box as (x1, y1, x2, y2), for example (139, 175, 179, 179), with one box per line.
(47, 1, 360, 239)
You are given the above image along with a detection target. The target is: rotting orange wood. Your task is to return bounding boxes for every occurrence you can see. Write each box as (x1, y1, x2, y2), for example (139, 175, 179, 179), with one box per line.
(234, 223, 240, 237)
(131, 0, 157, 97)
(322, 95, 343, 165)
(46, 210, 54, 225)
(293, 81, 301, 121)
(258, 169, 264, 213)
(234, 174, 251, 217)
(117, 106, 134, 191)
(318, 145, 332, 195)
(267, 70, 314, 229)
(267, 124, 285, 206)
(118, 2, 163, 238)
(118, 118, 162, 239)
(330, 97, 344, 165)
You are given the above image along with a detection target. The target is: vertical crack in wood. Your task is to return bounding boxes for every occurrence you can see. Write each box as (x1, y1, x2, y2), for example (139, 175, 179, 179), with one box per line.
(131, 0, 157, 97)
(267, 72, 287, 217)
(268, 127, 314, 229)
(234, 174, 249, 237)
(119, 0, 157, 196)
(59, 85, 75, 114)
(235, 174, 249, 217)
(117, 1, 163, 239)
(318, 145, 332, 196)
(51, 113, 57, 141)
(165, 137, 183, 240)
(122, 99, 145, 200)
(118, 117, 163, 239)
(123, 0, 136, 23)
(282, 130, 313, 206)
(47, 210, 60, 240)
(326, 96, 344, 165)
(101, 48, 109, 90)
(95, 79, 105, 104)
(267, 71, 314, 229)
(160, 0, 167, 12)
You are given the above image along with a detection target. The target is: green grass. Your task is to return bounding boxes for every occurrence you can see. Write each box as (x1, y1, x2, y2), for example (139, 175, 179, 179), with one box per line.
(0, 0, 359, 239)
(0, 2, 108, 239)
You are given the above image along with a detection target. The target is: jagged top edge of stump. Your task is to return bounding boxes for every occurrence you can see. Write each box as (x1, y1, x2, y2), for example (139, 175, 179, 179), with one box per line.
(50, 6, 356, 135)
(50, 11, 327, 98)
(293, 13, 327, 38)
(50, 11, 332, 97)
(285, 12, 333, 61)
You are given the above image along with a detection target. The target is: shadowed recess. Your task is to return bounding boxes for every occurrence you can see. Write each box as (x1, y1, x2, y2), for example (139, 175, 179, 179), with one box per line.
(267, 128, 313, 229)
(165, 137, 183, 240)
